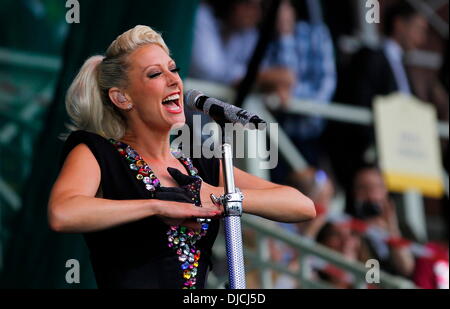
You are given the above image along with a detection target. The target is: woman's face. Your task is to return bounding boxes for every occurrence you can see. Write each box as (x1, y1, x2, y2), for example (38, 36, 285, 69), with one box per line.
(124, 44, 185, 131)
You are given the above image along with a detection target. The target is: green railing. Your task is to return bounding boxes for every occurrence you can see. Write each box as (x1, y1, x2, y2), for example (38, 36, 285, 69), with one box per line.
(244, 215, 415, 289)
(207, 215, 416, 289)
(0, 47, 62, 270)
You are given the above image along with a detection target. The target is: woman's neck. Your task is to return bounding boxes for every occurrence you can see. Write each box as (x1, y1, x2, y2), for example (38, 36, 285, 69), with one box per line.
(121, 124, 173, 162)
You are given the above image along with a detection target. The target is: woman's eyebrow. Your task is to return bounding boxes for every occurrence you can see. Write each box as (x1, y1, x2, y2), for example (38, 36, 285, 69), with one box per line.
(142, 64, 159, 73)
(142, 60, 176, 73)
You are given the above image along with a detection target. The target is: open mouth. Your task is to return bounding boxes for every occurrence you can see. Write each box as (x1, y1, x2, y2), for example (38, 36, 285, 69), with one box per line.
(161, 93, 182, 114)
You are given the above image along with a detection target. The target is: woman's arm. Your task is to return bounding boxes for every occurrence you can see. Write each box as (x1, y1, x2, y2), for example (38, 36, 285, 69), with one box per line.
(204, 163, 316, 223)
(48, 144, 220, 233)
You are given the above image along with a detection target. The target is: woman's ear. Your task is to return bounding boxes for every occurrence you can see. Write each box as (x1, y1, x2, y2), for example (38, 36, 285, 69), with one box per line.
(109, 88, 132, 110)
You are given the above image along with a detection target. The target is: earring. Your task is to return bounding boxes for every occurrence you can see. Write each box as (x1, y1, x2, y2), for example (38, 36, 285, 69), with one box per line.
(126, 103, 133, 111)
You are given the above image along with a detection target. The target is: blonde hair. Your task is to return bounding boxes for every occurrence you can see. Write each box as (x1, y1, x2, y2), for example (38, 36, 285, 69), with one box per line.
(65, 25, 170, 139)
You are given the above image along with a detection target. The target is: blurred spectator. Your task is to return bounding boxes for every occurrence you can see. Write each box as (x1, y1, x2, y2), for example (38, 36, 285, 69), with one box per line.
(257, 0, 298, 106)
(189, 0, 262, 86)
(350, 2, 428, 105)
(261, 0, 336, 166)
(286, 168, 335, 239)
(408, 67, 449, 123)
(186, 0, 265, 149)
(347, 165, 415, 278)
(279, 168, 365, 289)
(187, 0, 297, 150)
(314, 220, 363, 288)
(413, 241, 449, 289)
(189, 0, 297, 94)
(329, 2, 429, 188)
(270, 167, 336, 288)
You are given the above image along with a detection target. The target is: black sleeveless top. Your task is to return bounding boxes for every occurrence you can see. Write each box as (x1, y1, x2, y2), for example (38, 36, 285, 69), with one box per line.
(60, 130, 221, 289)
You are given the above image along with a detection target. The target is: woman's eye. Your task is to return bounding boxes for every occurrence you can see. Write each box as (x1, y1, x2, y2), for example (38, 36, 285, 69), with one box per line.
(147, 67, 180, 79)
(148, 72, 162, 78)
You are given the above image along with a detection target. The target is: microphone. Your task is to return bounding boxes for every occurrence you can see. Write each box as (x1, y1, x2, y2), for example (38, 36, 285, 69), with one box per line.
(184, 89, 266, 128)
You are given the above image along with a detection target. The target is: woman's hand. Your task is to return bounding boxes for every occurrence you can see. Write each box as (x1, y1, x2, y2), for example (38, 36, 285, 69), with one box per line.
(199, 181, 224, 214)
(153, 198, 221, 229)
(166, 167, 223, 229)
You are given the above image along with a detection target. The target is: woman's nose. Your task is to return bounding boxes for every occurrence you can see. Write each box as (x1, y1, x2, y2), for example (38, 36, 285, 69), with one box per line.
(166, 71, 179, 86)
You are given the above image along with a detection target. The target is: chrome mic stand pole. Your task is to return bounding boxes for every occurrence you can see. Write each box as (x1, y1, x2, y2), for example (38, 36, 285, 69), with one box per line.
(211, 143, 246, 289)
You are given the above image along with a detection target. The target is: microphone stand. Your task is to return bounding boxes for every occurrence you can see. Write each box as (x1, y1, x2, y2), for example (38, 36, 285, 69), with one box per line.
(210, 132, 246, 289)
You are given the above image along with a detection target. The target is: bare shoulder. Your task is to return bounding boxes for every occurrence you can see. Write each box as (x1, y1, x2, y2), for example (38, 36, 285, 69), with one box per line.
(51, 143, 101, 199)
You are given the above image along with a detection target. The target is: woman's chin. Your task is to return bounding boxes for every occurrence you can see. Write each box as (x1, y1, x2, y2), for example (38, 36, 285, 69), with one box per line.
(168, 116, 186, 130)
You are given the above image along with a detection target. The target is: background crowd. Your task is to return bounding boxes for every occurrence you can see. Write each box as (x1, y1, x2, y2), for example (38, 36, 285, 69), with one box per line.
(187, 0, 448, 289)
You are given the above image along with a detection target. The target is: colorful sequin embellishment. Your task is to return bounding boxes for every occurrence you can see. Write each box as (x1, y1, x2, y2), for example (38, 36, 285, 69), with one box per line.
(109, 139, 161, 196)
(109, 139, 207, 289)
(167, 223, 208, 288)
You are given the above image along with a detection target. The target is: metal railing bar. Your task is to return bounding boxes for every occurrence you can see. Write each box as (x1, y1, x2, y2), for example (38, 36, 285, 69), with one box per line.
(286, 98, 373, 125)
(0, 47, 61, 72)
(0, 178, 21, 211)
(244, 96, 309, 171)
(407, 0, 449, 38)
(245, 250, 296, 278)
(185, 78, 449, 139)
(242, 215, 416, 288)
(300, 278, 336, 289)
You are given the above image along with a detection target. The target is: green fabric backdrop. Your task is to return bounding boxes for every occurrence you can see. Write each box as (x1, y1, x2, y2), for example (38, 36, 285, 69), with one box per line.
(0, 0, 199, 288)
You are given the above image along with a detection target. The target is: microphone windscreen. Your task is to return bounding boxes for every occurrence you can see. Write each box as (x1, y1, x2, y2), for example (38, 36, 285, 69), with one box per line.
(184, 89, 204, 111)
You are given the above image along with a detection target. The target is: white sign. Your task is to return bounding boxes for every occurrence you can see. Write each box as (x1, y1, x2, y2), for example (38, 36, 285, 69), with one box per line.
(374, 93, 444, 198)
